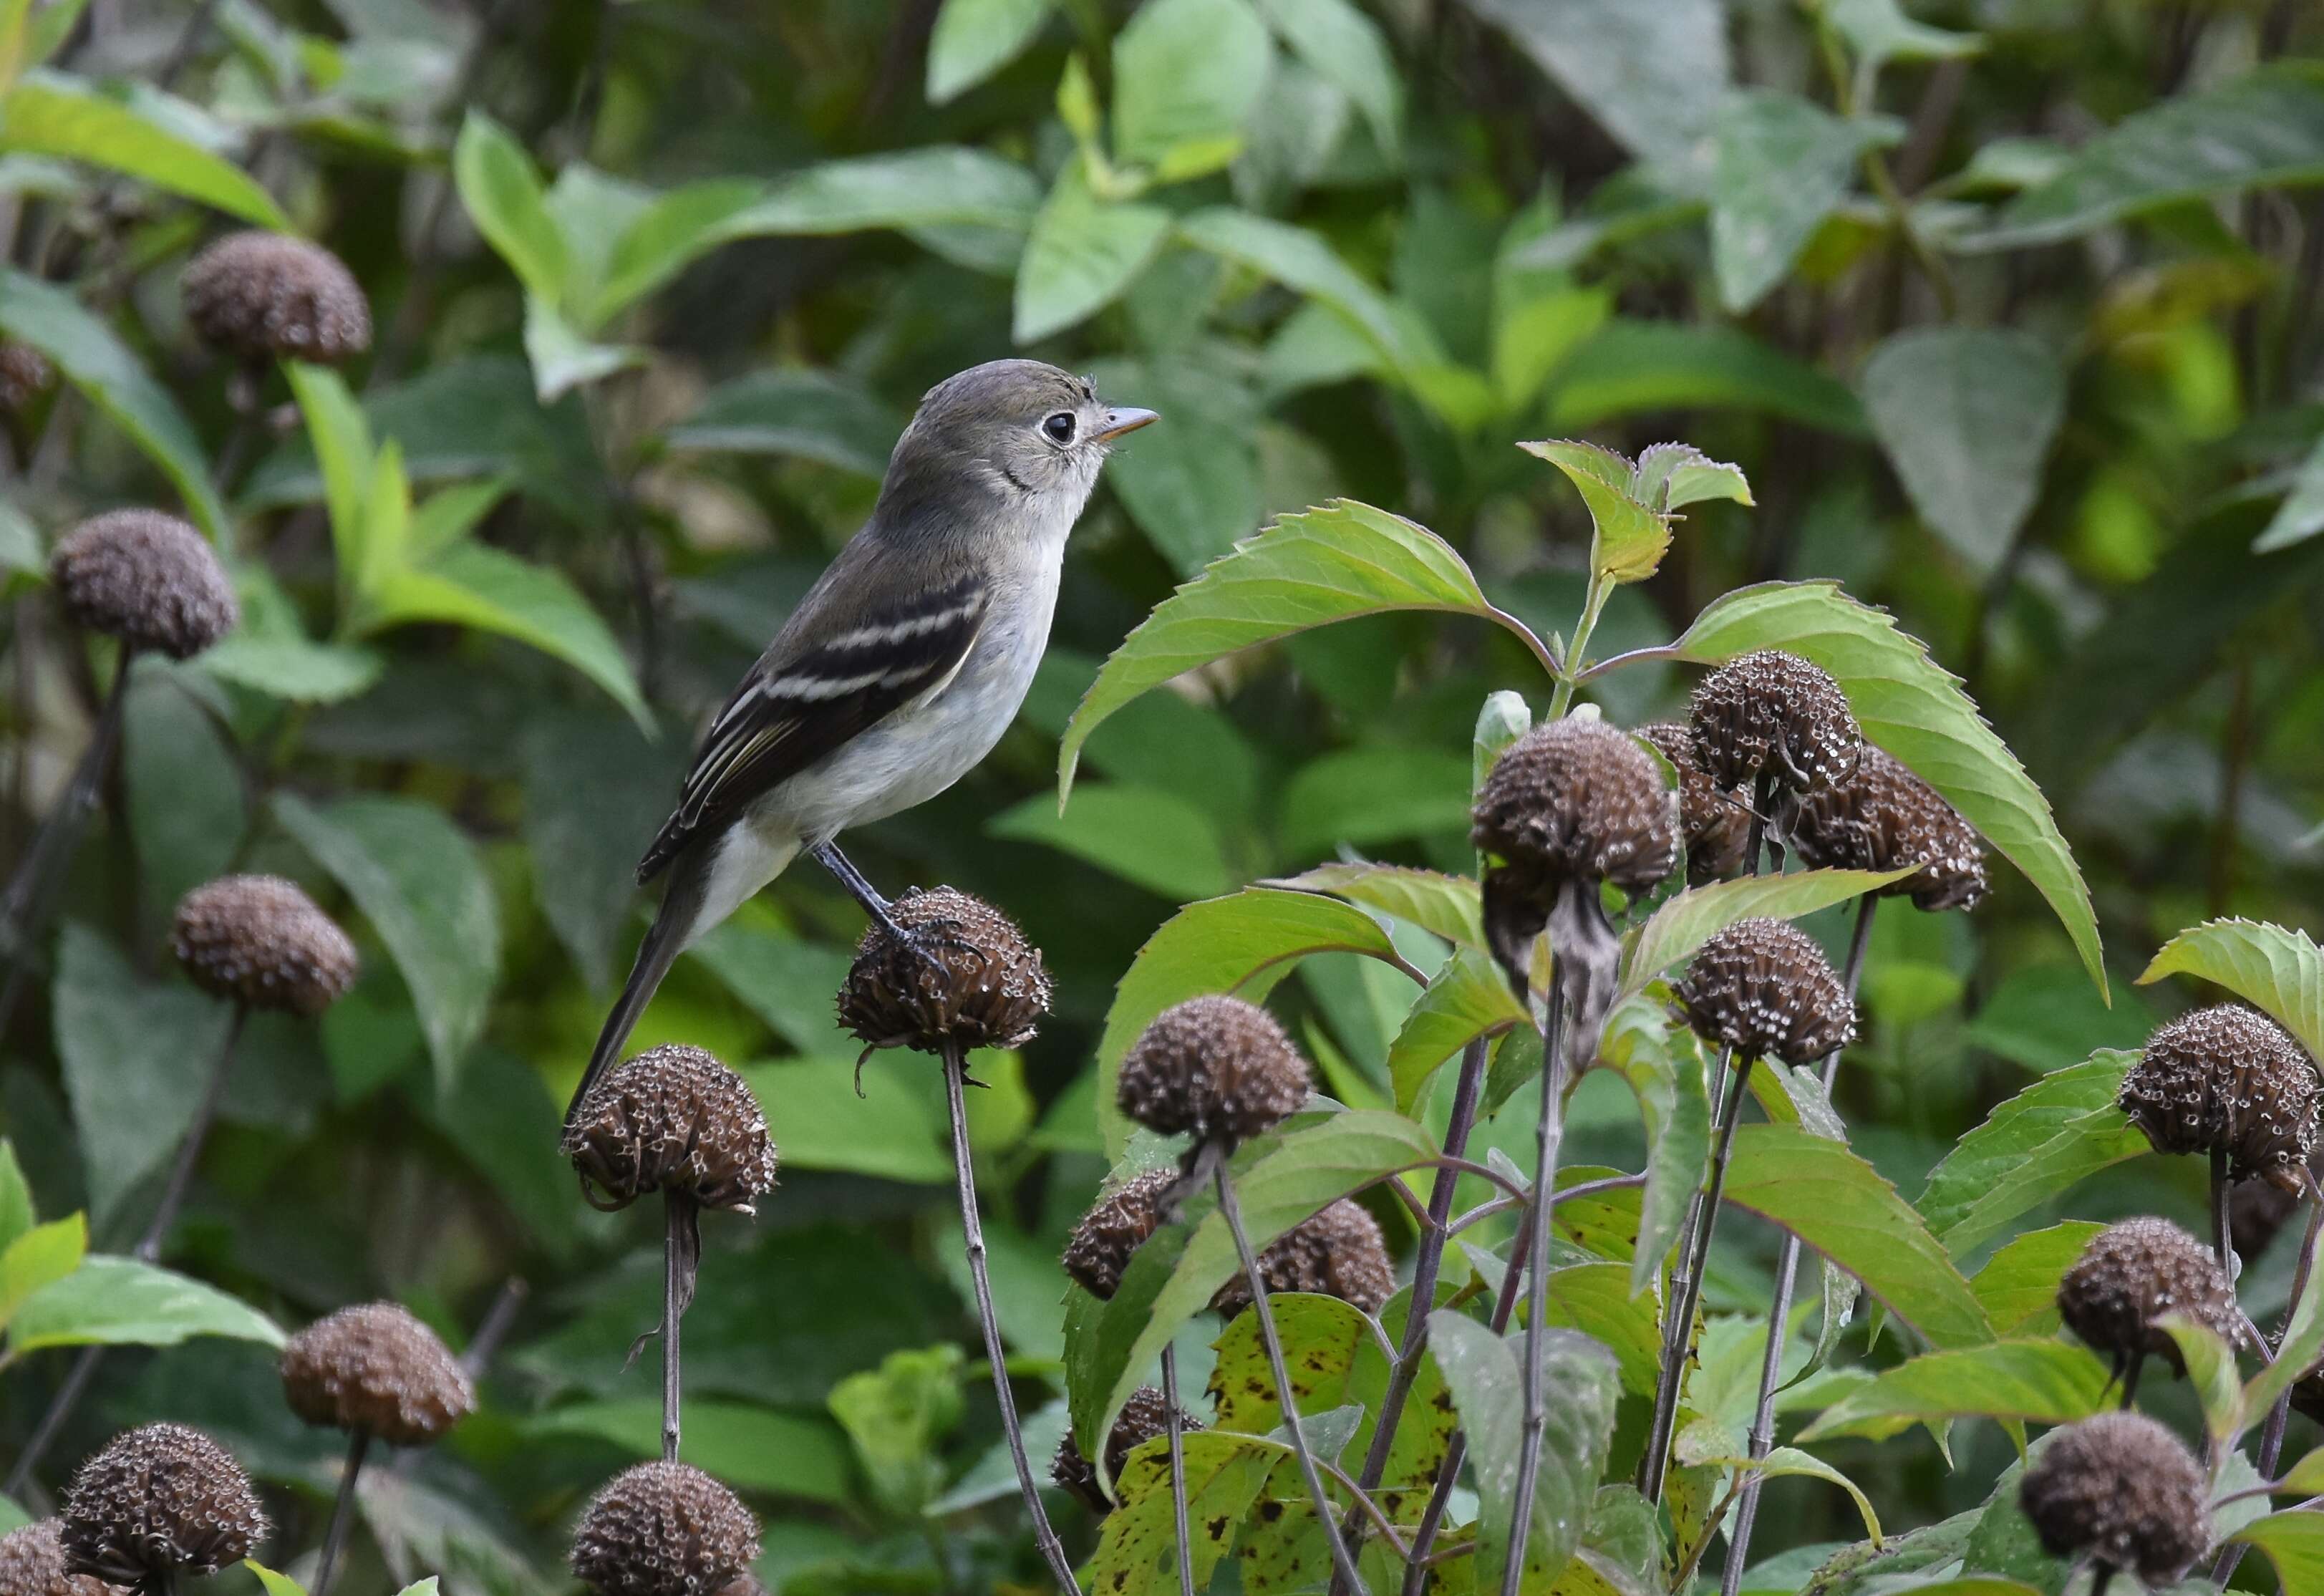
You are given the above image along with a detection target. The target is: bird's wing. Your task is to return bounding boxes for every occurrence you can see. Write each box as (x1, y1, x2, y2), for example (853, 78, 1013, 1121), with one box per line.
(636, 570, 989, 883)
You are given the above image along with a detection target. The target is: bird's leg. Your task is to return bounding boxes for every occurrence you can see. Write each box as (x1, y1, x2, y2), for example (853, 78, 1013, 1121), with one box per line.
(810, 841, 959, 970)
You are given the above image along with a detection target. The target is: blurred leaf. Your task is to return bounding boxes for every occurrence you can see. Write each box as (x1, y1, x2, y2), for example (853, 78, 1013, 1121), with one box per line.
(1254, 0, 1400, 153)
(1272, 864, 1483, 949)
(710, 146, 1042, 237)
(424, 1046, 579, 1258)
(1725, 1124, 1992, 1349)
(530, 1398, 854, 1505)
(6, 1255, 283, 1355)
(1386, 948, 1524, 1113)
(738, 1056, 952, 1185)
(1970, 63, 2324, 250)
(1090, 1428, 1278, 1591)
(1676, 1428, 1881, 1542)
(199, 635, 384, 703)
(687, 920, 854, 1054)
(990, 782, 1234, 900)
(1799, 1340, 2110, 1442)
(1113, 0, 1271, 178)
(0, 72, 289, 228)
(1668, 581, 2105, 997)
(124, 664, 244, 920)
(1279, 745, 1473, 855)
(284, 360, 383, 604)
(1829, 0, 1981, 95)
(2136, 918, 2324, 1063)
(2231, 1509, 2324, 1594)
(518, 707, 682, 991)
(1968, 1222, 2102, 1338)
(247, 1564, 306, 1596)
(0, 269, 226, 538)
(1918, 1052, 2143, 1255)
(828, 1343, 964, 1516)
(452, 110, 566, 303)
(2255, 437, 2324, 553)
(662, 369, 903, 476)
(2245, 1244, 2324, 1422)
(1014, 164, 1172, 344)
(0, 1213, 82, 1328)
(1454, 0, 1728, 167)
(926, 0, 1054, 103)
(1710, 92, 1891, 313)
(521, 294, 645, 402)
(1430, 1312, 1618, 1590)
(1598, 995, 1710, 1295)
(274, 793, 500, 1089)
(1619, 869, 1912, 1002)
(1860, 328, 2066, 574)
(1551, 320, 1868, 436)
(1963, 966, 2151, 1075)
(0, 1141, 32, 1253)
(1091, 354, 1264, 574)
(2158, 1313, 2242, 1449)
(586, 176, 767, 327)
(1176, 208, 1433, 369)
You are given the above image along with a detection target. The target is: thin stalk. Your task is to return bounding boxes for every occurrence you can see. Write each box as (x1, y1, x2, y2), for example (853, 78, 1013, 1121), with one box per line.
(2119, 1360, 2144, 1412)
(662, 1191, 685, 1461)
(2212, 1176, 2324, 1586)
(1215, 1162, 1369, 1596)
(1546, 575, 1612, 718)
(1160, 1345, 1196, 1596)
(1719, 898, 1878, 1596)
(944, 1042, 1081, 1596)
(311, 1429, 372, 1596)
(1502, 985, 1569, 1596)
(2210, 1146, 2234, 1277)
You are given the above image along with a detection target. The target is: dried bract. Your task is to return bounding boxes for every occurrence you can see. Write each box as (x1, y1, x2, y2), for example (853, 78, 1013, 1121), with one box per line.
(172, 875, 357, 1015)
(570, 1463, 760, 1596)
(563, 1043, 778, 1214)
(1062, 1169, 1176, 1302)
(2119, 1005, 2320, 1191)
(1672, 917, 1856, 1065)
(1786, 745, 1987, 911)
(836, 887, 1050, 1056)
(1688, 649, 1860, 793)
(182, 232, 371, 364)
(280, 1302, 475, 1446)
(61, 1424, 267, 1589)
(2018, 1413, 2209, 1585)
(1210, 1198, 1394, 1319)
(1050, 1388, 1204, 1516)
(1115, 995, 1309, 1148)
(0, 1519, 116, 1596)
(50, 511, 238, 659)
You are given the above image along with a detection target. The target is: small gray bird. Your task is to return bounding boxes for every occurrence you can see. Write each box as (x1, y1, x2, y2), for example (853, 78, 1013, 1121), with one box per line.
(566, 359, 1156, 1125)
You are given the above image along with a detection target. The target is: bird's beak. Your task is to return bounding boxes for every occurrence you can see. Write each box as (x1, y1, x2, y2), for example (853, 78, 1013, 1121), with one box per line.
(1095, 406, 1160, 442)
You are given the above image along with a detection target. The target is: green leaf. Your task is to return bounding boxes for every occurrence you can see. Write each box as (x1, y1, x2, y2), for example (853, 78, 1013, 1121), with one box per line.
(1113, 0, 1271, 178)
(663, 368, 903, 478)
(1635, 442, 1753, 514)
(1860, 328, 2067, 574)
(989, 782, 1233, 901)
(1090, 1429, 1279, 1592)
(1963, 964, 2153, 1076)
(2158, 1313, 2243, 1449)
(1969, 63, 2324, 250)
(0, 72, 289, 228)
(828, 1345, 965, 1517)
(1675, 1428, 1881, 1543)
(199, 635, 384, 703)
(2231, 1508, 2324, 1595)
(521, 294, 646, 402)
(1551, 319, 1869, 436)
(1088, 354, 1262, 574)
(2246, 1244, 2324, 1423)
(273, 793, 500, 1089)
(1970, 1222, 2103, 1338)
(1387, 948, 1525, 1114)
(2278, 1448, 2324, 1496)
(735, 1057, 949, 1186)
(1598, 996, 1711, 1295)
(707, 146, 1042, 238)
(2255, 437, 2324, 554)
(1620, 869, 1912, 1003)
(283, 361, 381, 602)
(0, 1213, 82, 1329)
(2136, 919, 2324, 1064)
(1176, 208, 1434, 371)
(1060, 500, 1542, 805)
(0, 1141, 32, 1254)
(1013, 163, 1171, 344)
(1207, 1290, 1380, 1433)
(1524, 440, 1674, 584)
(585, 176, 767, 328)
(247, 1563, 307, 1596)
(1272, 864, 1483, 950)
(1252, 0, 1400, 153)
(530, 1398, 854, 1504)
(1454, 0, 1728, 168)
(7, 1255, 283, 1355)
(125, 663, 243, 919)
(687, 921, 855, 1054)
(0, 269, 227, 538)
(1798, 1340, 2109, 1442)
(1829, 0, 1981, 96)
(1666, 581, 2104, 997)
(1430, 1312, 1619, 1590)
(518, 707, 685, 991)
(1919, 1053, 2143, 1256)
(1279, 746, 1474, 855)
(1710, 92, 1891, 313)
(451, 110, 566, 304)
(1725, 1123, 1992, 1350)
(1540, 1262, 1663, 1398)
(926, 0, 1054, 104)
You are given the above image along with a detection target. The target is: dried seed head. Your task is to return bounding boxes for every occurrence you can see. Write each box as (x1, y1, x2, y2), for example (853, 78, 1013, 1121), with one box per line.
(171, 875, 357, 1015)
(279, 1302, 475, 1446)
(2055, 1217, 2240, 1376)
(836, 887, 1050, 1057)
(1688, 650, 1860, 794)
(1210, 1199, 1394, 1319)
(1638, 722, 1751, 885)
(1050, 1387, 1205, 1515)
(562, 1044, 778, 1214)
(1062, 1169, 1176, 1302)
(1672, 917, 1856, 1064)
(569, 1462, 760, 1596)
(181, 232, 370, 365)
(1786, 745, 1987, 912)
(2119, 1006, 2320, 1192)
(2018, 1413, 2210, 1585)
(60, 1423, 268, 1588)
(49, 510, 238, 660)
(1471, 718, 1679, 893)
(1115, 995, 1310, 1148)
(0, 344, 55, 416)
(0, 1519, 117, 1596)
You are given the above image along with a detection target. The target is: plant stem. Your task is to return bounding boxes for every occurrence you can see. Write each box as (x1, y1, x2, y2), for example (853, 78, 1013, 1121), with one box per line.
(1502, 985, 1569, 1596)
(662, 1190, 686, 1461)
(1215, 1161, 1370, 1596)
(943, 1042, 1081, 1596)
(1160, 1344, 1196, 1596)
(1546, 575, 1612, 718)
(311, 1429, 371, 1596)
(2212, 1175, 2323, 1585)
(1719, 898, 1878, 1596)
(2210, 1146, 2234, 1277)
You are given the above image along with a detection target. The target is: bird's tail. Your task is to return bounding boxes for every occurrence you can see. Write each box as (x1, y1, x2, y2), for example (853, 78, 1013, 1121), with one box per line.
(563, 856, 710, 1131)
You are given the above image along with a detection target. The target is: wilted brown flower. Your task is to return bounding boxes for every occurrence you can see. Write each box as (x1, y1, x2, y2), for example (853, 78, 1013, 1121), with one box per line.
(280, 1302, 475, 1446)
(1672, 917, 1856, 1065)
(181, 232, 371, 365)
(0, 1519, 116, 1596)
(1786, 745, 1987, 912)
(60, 1424, 267, 1590)
(50, 511, 238, 660)
(172, 875, 357, 1015)
(569, 1462, 759, 1596)
(1115, 995, 1310, 1148)
(562, 1043, 778, 1214)
(1050, 1387, 1204, 1515)
(836, 887, 1050, 1058)
(2119, 1005, 2320, 1192)
(1210, 1198, 1394, 1319)
(1638, 722, 1751, 884)
(1062, 1169, 1176, 1301)
(1689, 649, 1860, 794)
(2018, 1413, 2209, 1585)
(2055, 1217, 2240, 1378)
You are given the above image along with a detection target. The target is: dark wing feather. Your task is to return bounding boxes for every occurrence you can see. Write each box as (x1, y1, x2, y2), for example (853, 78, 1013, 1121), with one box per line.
(636, 573, 988, 882)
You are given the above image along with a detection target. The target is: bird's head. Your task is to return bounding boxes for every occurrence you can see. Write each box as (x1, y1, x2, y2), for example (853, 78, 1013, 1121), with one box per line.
(878, 359, 1157, 529)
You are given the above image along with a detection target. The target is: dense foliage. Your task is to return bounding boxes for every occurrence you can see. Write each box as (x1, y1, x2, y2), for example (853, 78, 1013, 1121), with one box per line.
(3, 1, 2324, 1594)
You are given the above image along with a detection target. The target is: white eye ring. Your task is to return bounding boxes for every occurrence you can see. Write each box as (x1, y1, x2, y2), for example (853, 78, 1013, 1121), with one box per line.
(1042, 412, 1076, 444)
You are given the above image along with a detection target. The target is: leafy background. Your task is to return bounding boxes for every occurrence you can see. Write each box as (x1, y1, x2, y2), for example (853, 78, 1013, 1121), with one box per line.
(1, 0, 2323, 1592)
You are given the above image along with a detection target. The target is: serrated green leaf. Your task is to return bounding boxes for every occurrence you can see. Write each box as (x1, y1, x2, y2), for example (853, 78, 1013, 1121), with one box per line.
(1798, 1340, 2108, 1441)
(1524, 440, 1674, 583)
(1969, 1222, 2103, 1338)
(1270, 864, 1483, 950)
(1920, 1052, 2143, 1254)
(1386, 947, 1524, 1113)
(2229, 1506, 2324, 1593)
(2136, 918, 2324, 1064)
(0, 72, 290, 228)
(1676, 1428, 1882, 1543)
(1620, 869, 1912, 1003)
(8, 1255, 283, 1355)
(1635, 442, 1753, 513)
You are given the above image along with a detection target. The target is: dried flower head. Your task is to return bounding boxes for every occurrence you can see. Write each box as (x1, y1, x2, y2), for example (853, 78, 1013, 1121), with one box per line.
(1050, 1387, 1204, 1515)
(0, 1519, 116, 1596)
(1115, 995, 1310, 1148)
(1688, 649, 1860, 794)
(1471, 718, 1680, 893)
(2055, 1217, 2240, 1377)
(836, 887, 1050, 1057)
(171, 875, 357, 1016)
(61, 1423, 267, 1589)
(2119, 1006, 2320, 1192)
(0, 344, 54, 416)
(279, 1302, 475, 1446)
(1672, 917, 1856, 1064)
(1210, 1198, 1394, 1319)
(562, 1044, 778, 1214)
(1786, 745, 1987, 911)
(49, 510, 238, 660)
(2018, 1413, 2210, 1585)
(1639, 722, 1751, 884)
(181, 232, 370, 365)
(570, 1462, 760, 1596)
(1062, 1169, 1176, 1302)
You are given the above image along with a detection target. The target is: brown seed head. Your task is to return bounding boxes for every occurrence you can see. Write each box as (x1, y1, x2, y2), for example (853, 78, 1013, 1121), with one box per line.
(171, 875, 357, 1015)
(1210, 1198, 1394, 1319)
(562, 1044, 778, 1214)
(836, 887, 1050, 1057)
(60, 1424, 268, 1588)
(2018, 1413, 2209, 1585)
(569, 1462, 760, 1596)
(279, 1302, 475, 1446)
(50, 510, 238, 659)
(0, 1519, 117, 1596)
(2055, 1217, 2240, 1375)
(1688, 650, 1860, 794)
(181, 232, 370, 365)
(1062, 1169, 1176, 1302)
(1050, 1386, 1204, 1516)
(2119, 1005, 2320, 1191)
(1672, 917, 1856, 1064)
(0, 344, 54, 415)
(1115, 995, 1310, 1148)
(1471, 718, 1679, 892)
(1786, 745, 1988, 911)
(1638, 722, 1751, 884)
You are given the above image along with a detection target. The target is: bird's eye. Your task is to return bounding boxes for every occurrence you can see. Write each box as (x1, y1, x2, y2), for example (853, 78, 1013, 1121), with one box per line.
(1042, 412, 1077, 444)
